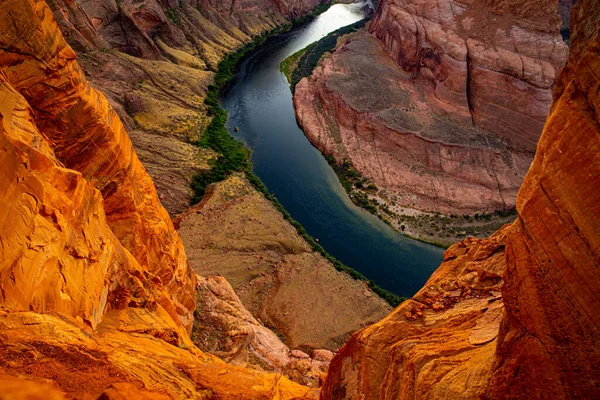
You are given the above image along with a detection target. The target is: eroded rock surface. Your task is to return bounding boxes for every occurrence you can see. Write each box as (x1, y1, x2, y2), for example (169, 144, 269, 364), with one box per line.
(192, 275, 332, 387)
(321, 0, 600, 397)
(321, 227, 509, 399)
(487, 0, 600, 396)
(177, 174, 392, 352)
(0, 1, 319, 398)
(294, 0, 568, 243)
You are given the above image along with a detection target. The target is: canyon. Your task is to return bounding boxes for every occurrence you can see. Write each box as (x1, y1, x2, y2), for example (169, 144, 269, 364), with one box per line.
(293, 0, 569, 245)
(321, 0, 600, 397)
(1, 0, 599, 399)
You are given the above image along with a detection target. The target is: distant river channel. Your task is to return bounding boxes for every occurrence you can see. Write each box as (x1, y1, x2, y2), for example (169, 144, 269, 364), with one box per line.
(221, 1, 444, 297)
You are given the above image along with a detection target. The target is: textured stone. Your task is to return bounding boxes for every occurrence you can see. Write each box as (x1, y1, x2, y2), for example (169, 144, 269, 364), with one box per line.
(487, 0, 600, 397)
(192, 275, 331, 388)
(0, 0, 197, 331)
(294, 0, 568, 217)
(321, 0, 600, 398)
(0, 1, 320, 398)
(321, 227, 509, 399)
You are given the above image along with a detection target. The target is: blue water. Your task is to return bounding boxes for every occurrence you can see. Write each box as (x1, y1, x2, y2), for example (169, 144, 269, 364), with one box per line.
(221, 2, 444, 297)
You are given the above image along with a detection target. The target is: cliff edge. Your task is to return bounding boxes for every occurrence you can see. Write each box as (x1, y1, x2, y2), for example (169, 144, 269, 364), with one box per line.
(321, 0, 600, 397)
(0, 1, 317, 398)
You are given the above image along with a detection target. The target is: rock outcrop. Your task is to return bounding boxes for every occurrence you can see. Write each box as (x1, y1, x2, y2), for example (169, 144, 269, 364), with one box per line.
(321, 227, 509, 399)
(487, 0, 600, 396)
(369, 0, 568, 151)
(321, 0, 600, 397)
(0, 0, 197, 331)
(192, 275, 333, 388)
(0, 1, 319, 397)
(293, 0, 568, 242)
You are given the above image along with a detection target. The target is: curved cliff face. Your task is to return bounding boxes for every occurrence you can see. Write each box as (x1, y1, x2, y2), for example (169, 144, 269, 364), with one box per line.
(0, 0, 196, 331)
(0, 1, 319, 398)
(294, 32, 533, 215)
(487, 0, 600, 396)
(294, 0, 568, 226)
(321, 0, 600, 398)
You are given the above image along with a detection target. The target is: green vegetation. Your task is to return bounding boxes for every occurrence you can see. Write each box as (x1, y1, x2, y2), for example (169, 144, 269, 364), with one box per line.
(189, 7, 406, 308)
(191, 25, 289, 203)
(283, 18, 368, 91)
(280, 45, 313, 83)
(246, 172, 406, 307)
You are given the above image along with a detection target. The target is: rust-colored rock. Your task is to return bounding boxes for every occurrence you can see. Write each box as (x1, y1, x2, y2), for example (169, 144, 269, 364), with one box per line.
(321, 0, 600, 398)
(0, 309, 319, 399)
(0, 1, 319, 398)
(370, 0, 567, 149)
(487, 0, 600, 397)
(321, 227, 509, 399)
(294, 0, 568, 224)
(192, 275, 332, 387)
(0, 0, 197, 331)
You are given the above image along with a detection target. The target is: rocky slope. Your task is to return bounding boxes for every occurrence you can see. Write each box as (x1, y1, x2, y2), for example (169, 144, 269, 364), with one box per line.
(293, 0, 568, 244)
(177, 175, 391, 352)
(0, 1, 320, 397)
(48, 0, 329, 215)
(192, 274, 335, 388)
(321, 0, 600, 397)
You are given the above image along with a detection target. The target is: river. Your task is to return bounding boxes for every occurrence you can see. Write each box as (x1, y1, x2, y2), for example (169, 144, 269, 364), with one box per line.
(221, 1, 444, 297)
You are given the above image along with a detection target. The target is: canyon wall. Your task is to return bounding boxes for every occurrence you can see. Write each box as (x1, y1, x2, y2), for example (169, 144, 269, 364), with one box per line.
(49, 0, 330, 216)
(320, 0, 600, 397)
(0, 0, 196, 333)
(293, 0, 568, 244)
(0, 0, 321, 397)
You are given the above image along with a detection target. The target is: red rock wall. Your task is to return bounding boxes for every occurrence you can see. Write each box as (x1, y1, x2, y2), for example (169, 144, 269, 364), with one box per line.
(294, 32, 533, 214)
(369, 0, 568, 151)
(487, 0, 600, 397)
(321, 0, 600, 397)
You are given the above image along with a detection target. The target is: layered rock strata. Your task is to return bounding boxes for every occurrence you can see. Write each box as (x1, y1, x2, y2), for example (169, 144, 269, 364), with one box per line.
(0, 1, 319, 397)
(293, 0, 568, 243)
(0, 0, 196, 333)
(321, 0, 600, 397)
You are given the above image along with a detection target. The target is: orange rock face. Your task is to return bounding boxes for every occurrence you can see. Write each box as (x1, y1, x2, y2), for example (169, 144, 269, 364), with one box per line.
(320, 227, 509, 399)
(0, 1, 318, 398)
(321, 0, 600, 398)
(0, 0, 196, 331)
(487, 0, 600, 396)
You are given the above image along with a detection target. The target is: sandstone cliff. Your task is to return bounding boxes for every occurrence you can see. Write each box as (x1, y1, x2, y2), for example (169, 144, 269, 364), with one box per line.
(0, 1, 319, 397)
(320, 0, 600, 397)
(293, 0, 568, 244)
